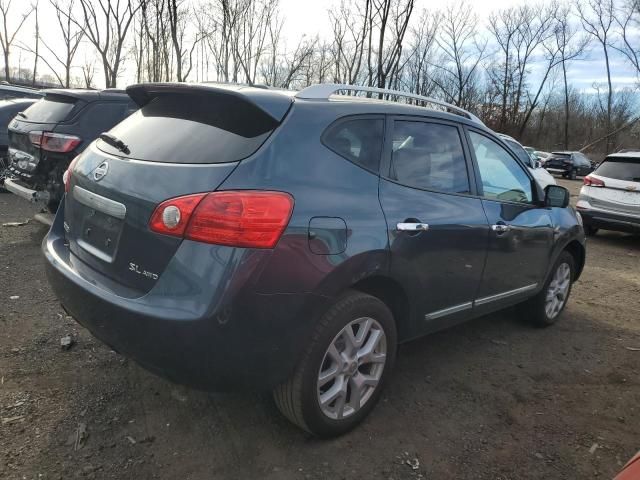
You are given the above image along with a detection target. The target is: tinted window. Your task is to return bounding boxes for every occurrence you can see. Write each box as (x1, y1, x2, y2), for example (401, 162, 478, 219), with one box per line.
(21, 95, 76, 122)
(323, 118, 384, 171)
(97, 94, 277, 164)
(469, 131, 533, 203)
(390, 121, 470, 193)
(595, 157, 640, 181)
(81, 102, 131, 133)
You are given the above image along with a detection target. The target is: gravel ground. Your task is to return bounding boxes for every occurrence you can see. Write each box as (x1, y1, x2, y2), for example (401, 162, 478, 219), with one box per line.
(1, 177, 639, 480)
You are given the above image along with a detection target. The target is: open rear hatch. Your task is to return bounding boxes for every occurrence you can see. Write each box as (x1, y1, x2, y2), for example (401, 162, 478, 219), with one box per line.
(63, 83, 292, 294)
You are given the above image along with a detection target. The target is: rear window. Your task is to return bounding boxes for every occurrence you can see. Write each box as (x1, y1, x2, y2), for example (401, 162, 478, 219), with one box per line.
(595, 157, 640, 181)
(551, 153, 571, 158)
(96, 94, 277, 164)
(21, 95, 76, 122)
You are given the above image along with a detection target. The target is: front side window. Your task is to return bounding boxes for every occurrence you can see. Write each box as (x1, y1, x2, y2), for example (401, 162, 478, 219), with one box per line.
(469, 131, 533, 203)
(390, 121, 470, 194)
(323, 118, 384, 172)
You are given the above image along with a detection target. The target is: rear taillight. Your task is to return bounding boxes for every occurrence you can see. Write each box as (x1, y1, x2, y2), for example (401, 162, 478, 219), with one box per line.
(149, 191, 294, 248)
(63, 157, 79, 193)
(30, 131, 81, 153)
(584, 175, 605, 187)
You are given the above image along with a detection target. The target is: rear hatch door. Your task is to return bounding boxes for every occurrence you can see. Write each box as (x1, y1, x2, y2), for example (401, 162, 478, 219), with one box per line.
(545, 153, 571, 170)
(64, 84, 292, 294)
(8, 94, 83, 170)
(587, 157, 640, 215)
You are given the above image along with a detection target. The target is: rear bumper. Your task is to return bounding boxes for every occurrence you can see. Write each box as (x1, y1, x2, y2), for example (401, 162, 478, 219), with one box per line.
(4, 177, 49, 202)
(43, 204, 329, 391)
(577, 200, 640, 233)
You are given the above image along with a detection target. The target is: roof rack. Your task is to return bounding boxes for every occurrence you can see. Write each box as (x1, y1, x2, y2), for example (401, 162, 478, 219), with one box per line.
(296, 83, 483, 124)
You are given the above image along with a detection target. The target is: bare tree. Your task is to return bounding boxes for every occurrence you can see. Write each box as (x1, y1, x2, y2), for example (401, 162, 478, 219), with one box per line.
(73, 0, 141, 87)
(31, 1, 38, 85)
(576, 0, 615, 153)
(554, 4, 589, 149)
(329, 0, 371, 84)
(613, 0, 640, 76)
(0, 0, 33, 81)
(167, 0, 204, 81)
(431, 1, 486, 109)
(81, 55, 96, 88)
(404, 8, 439, 97)
(366, 0, 415, 90)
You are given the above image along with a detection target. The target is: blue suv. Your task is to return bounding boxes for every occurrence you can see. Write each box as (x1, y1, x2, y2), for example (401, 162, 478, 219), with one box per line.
(43, 83, 586, 437)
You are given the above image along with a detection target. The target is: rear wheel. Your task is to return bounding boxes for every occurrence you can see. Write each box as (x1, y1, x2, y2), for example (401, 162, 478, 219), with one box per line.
(273, 291, 396, 437)
(520, 251, 575, 327)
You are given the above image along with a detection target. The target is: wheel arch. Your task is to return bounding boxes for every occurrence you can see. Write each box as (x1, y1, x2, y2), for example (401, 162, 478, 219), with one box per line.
(563, 239, 586, 280)
(350, 275, 411, 341)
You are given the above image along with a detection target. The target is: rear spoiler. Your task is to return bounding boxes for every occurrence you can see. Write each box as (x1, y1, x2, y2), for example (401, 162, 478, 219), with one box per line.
(126, 83, 293, 123)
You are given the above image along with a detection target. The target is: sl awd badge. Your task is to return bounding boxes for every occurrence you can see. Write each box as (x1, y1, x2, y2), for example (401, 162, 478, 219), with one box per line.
(93, 161, 109, 181)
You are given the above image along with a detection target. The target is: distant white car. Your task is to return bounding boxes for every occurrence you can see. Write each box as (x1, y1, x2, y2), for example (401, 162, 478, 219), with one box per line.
(497, 134, 557, 189)
(576, 152, 640, 235)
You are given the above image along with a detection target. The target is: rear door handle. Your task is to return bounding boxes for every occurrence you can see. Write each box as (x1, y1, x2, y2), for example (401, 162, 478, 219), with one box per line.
(397, 222, 429, 232)
(491, 224, 511, 233)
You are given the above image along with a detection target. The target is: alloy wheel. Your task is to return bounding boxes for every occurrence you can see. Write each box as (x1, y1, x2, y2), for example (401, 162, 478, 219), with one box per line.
(317, 317, 387, 420)
(545, 262, 571, 319)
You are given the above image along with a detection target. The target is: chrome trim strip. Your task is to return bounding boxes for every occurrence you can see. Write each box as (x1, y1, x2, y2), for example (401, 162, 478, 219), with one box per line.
(77, 239, 113, 263)
(73, 186, 126, 220)
(425, 301, 472, 321)
(474, 283, 538, 306)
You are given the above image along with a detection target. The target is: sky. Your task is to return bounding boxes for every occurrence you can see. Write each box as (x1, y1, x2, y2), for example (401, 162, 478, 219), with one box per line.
(4, 0, 639, 91)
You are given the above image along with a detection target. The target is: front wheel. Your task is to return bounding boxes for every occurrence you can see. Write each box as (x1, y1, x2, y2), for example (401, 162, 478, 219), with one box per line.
(273, 291, 397, 437)
(520, 251, 575, 327)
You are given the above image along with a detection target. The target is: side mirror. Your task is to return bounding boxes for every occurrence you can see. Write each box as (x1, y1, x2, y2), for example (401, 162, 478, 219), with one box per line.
(545, 185, 570, 208)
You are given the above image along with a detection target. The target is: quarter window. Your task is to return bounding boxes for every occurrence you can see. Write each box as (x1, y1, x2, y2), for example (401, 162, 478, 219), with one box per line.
(469, 131, 533, 203)
(390, 121, 470, 194)
(323, 118, 384, 172)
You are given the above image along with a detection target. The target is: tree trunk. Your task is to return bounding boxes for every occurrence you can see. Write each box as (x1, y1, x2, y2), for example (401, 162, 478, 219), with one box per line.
(562, 59, 569, 150)
(603, 43, 613, 154)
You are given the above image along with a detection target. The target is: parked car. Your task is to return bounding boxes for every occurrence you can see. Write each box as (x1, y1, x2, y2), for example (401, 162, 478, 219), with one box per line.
(0, 82, 43, 101)
(0, 98, 38, 186)
(544, 151, 594, 179)
(576, 152, 640, 235)
(534, 150, 551, 166)
(523, 146, 539, 160)
(43, 83, 585, 437)
(4, 88, 136, 212)
(497, 134, 557, 189)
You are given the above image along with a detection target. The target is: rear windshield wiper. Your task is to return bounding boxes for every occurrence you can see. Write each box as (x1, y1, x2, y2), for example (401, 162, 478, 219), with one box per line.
(99, 132, 130, 154)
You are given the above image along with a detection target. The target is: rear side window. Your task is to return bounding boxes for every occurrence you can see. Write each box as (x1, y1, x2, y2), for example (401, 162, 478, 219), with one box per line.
(323, 118, 384, 172)
(97, 94, 277, 164)
(80, 102, 131, 133)
(21, 95, 76, 122)
(390, 121, 470, 194)
(595, 157, 640, 181)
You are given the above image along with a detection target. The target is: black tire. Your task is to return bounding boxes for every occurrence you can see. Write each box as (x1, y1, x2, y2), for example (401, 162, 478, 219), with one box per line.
(273, 290, 397, 437)
(569, 168, 577, 180)
(520, 251, 575, 327)
(584, 224, 598, 236)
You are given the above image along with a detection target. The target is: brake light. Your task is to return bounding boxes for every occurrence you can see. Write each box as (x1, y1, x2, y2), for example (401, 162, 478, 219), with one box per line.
(584, 175, 605, 187)
(62, 157, 79, 193)
(30, 131, 81, 153)
(149, 191, 294, 248)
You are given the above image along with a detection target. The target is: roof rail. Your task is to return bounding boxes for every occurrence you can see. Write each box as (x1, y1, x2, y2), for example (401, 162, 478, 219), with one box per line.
(296, 83, 483, 124)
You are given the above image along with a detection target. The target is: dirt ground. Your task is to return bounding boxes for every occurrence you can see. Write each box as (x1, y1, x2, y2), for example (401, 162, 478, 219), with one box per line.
(1, 177, 638, 480)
